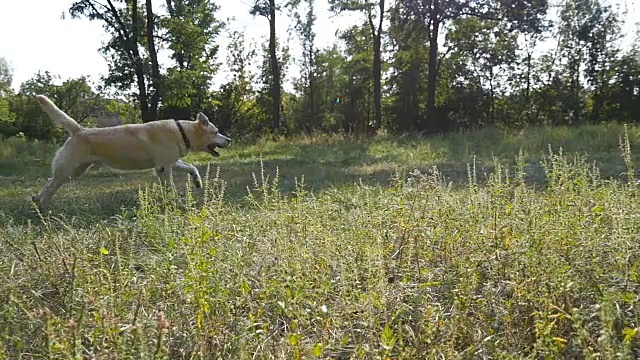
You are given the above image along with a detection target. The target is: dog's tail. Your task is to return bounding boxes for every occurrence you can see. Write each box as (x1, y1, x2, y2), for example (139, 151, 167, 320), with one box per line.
(35, 95, 83, 135)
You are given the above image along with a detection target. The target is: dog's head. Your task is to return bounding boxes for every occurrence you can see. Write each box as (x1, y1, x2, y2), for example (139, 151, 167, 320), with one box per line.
(193, 112, 231, 157)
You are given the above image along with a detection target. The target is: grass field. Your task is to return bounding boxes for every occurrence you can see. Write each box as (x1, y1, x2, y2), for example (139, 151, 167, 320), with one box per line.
(1, 123, 640, 358)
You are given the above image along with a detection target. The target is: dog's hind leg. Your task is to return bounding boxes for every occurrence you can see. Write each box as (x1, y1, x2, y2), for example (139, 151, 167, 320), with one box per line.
(33, 176, 67, 212)
(171, 160, 203, 188)
(32, 149, 92, 212)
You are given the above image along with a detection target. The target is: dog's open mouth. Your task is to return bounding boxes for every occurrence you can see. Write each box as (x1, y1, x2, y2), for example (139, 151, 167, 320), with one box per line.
(207, 144, 220, 157)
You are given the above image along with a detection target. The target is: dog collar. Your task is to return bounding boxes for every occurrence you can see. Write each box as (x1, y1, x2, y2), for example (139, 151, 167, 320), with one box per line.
(174, 119, 191, 151)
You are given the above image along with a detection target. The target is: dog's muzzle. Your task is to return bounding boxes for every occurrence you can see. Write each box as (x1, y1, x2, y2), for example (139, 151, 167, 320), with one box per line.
(208, 134, 231, 157)
(220, 134, 232, 145)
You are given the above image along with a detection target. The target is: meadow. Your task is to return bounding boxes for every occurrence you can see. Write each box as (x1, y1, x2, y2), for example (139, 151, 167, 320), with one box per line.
(1, 123, 639, 359)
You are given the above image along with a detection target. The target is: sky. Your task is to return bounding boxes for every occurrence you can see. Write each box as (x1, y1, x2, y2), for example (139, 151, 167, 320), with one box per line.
(0, 0, 638, 94)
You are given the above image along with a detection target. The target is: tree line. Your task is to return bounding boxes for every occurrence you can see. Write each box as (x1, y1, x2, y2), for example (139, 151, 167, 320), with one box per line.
(0, 0, 639, 142)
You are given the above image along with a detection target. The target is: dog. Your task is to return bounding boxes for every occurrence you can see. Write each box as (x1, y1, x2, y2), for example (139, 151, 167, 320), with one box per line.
(31, 94, 231, 212)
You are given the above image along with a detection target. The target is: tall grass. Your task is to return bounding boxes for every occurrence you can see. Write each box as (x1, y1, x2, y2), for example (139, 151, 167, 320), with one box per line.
(0, 124, 639, 358)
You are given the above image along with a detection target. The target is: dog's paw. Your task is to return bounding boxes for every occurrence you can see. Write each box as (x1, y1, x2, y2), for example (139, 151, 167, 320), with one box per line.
(30, 195, 47, 213)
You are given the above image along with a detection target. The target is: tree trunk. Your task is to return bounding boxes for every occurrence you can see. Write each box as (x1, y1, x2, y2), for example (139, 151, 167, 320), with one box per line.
(308, 0, 316, 132)
(525, 51, 532, 124)
(425, 0, 440, 133)
(591, 90, 602, 123)
(146, 0, 161, 122)
(129, 0, 150, 122)
(372, 33, 382, 131)
(489, 67, 495, 123)
(368, 0, 385, 132)
(269, 0, 281, 133)
(309, 49, 316, 132)
(572, 62, 581, 124)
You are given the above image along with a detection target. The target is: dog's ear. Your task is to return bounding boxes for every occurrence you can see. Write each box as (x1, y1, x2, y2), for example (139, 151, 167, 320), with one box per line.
(196, 112, 209, 127)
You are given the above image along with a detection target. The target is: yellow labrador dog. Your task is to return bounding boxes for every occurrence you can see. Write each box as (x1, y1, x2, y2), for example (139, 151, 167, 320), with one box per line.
(32, 95, 231, 211)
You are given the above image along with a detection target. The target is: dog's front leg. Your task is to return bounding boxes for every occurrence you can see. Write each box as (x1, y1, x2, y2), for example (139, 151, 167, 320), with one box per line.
(172, 159, 203, 188)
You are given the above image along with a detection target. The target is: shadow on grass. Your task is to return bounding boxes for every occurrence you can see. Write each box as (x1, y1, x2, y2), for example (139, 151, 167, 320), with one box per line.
(2, 125, 636, 228)
(0, 140, 408, 228)
(1, 159, 401, 228)
(1, 186, 141, 228)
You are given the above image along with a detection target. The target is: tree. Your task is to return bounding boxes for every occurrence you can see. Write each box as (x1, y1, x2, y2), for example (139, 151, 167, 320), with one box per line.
(608, 48, 640, 122)
(212, 27, 267, 136)
(387, 1, 428, 132)
(0, 97, 15, 138)
(145, 0, 161, 121)
(579, 0, 621, 122)
(256, 35, 292, 132)
(546, 0, 622, 124)
(0, 58, 15, 137)
(447, 17, 519, 124)
(0, 57, 12, 97)
(557, 0, 589, 124)
(251, 0, 283, 133)
(308, 44, 347, 133)
(338, 23, 374, 133)
(329, 0, 385, 132)
(405, 0, 548, 132)
(292, 0, 318, 132)
(69, 0, 161, 122)
(160, 0, 223, 119)
(517, 22, 549, 125)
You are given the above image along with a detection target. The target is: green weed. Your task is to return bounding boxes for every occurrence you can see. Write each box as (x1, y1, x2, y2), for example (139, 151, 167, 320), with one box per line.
(0, 124, 639, 358)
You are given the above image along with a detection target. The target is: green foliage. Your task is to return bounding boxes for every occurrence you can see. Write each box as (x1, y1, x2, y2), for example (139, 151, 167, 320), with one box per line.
(210, 27, 268, 136)
(160, 0, 223, 119)
(0, 70, 138, 141)
(288, 45, 349, 133)
(69, 0, 223, 123)
(608, 49, 640, 121)
(69, 0, 159, 122)
(7, 72, 103, 141)
(0, 97, 16, 138)
(0, 57, 13, 97)
(99, 98, 141, 125)
(255, 35, 290, 132)
(386, 3, 428, 131)
(8, 94, 62, 141)
(0, 59, 15, 137)
(290, 0, 318, 133)
(0, 65, 14, 137)
(69, 0, 144, 92)
(337, 23, 375, 133)
(554, 0, 622, 124)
